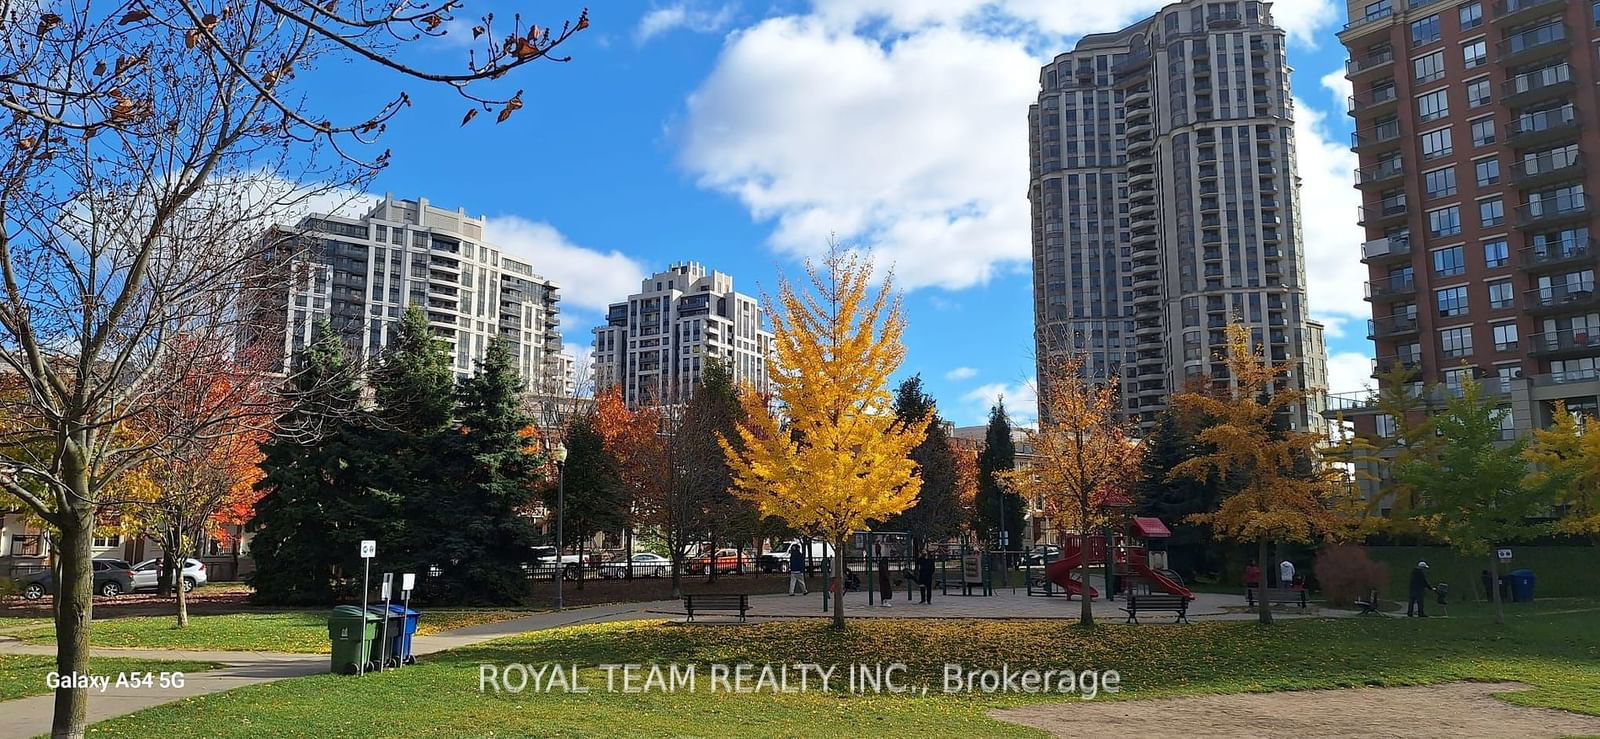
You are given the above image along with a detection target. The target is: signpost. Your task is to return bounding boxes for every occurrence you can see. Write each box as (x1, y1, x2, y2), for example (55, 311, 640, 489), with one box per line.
(1497, 548, 1513, 562)
(400, 573, 416, 668)
(377, 573, 393, 671)
(358, 540, 376, 676)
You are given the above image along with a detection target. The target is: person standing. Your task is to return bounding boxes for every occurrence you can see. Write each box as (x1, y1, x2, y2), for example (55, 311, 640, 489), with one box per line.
(876, 545, 893, 608)
(1408, 561, 1432, 617)
(1244, 561, 1262, 606)
(787, 543, 808, 596)
(1278, 559, 1295, 590)
(915, 548, 936, 605)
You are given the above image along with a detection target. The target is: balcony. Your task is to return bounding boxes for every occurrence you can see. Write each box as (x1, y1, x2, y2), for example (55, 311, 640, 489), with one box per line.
(1516, 193, 1590, 228)
(1508, 105, 1580, 149)
(1368, 313, 1420, 339)
(1351, 121, 1402, 152)
(1342, 7, 1392, 35)
(1498, 22, 1568, 66)
(1525, 280, 1599, 313)
(1529, 327, 1600, 358)
(1531, 369, 1600, 387)
(1361, 234, 1412, 262)
(1355, 158, 1405, 188)
(1494, 0, 1566, 27)
(1501, 63, 1573, 109)
(1357, 196, 1409, 228)
(1365, 274, 1417, 301)
(1519, 238, 1595, 271)
(1347, 85, 1398, 117)
(1371, 353, 1424, 375)
(1511, 151, 1584, 189)
(1346, 47, 1395, 77)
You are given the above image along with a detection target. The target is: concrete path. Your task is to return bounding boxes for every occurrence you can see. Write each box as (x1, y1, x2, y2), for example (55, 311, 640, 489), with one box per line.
(0, 601, 664, 738)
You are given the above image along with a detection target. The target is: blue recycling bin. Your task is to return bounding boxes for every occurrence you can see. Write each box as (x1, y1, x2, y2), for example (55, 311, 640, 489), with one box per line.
(366, 605, 421, 666)
(1507, 569, 1535, 603)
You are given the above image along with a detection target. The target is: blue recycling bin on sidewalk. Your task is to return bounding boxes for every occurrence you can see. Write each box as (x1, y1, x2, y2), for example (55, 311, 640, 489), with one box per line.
(367, 605, 422, 666)
(1507, 570, 1535, 603)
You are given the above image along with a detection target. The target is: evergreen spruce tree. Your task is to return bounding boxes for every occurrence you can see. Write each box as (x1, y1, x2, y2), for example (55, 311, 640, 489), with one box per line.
(1134, 410, 1224, 581)
(548, 412, 625, 589)
(433, 339, 546, 604)
(248, 322, 380, 604)
(887, 376, 962, 545)
(975, 400, 1023, 547)
(371, 306, 457, 433)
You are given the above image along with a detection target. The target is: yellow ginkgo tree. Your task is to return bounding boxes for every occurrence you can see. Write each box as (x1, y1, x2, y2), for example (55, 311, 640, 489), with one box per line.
(721, 246, 929, 628)
(1170, 323, 1357, 624)
(1524, 402, 1600, 540)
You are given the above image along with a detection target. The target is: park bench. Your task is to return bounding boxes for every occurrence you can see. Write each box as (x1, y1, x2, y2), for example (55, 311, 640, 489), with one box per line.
(1251, 587, 1307, 608)
(683, 594, 750, 623)
(1120, 593, 1190, 624)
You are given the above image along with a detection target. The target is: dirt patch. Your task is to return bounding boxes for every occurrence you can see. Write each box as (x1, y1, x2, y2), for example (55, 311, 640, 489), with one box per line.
(991, 682, 1600, 739)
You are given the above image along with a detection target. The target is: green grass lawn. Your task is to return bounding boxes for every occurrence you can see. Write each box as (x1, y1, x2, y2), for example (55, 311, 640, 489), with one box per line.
(0, 655, 220, 702)
(82, 599, 1600, 737)
(0, 609, 537, 654)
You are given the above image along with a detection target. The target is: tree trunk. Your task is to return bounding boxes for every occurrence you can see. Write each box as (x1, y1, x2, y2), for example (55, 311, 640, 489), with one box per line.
(1078, 543, 1095, 628)
(156, 548, 175, 599)
(1488, 552, 1504, 626)
(174, 546, 190, 628)
(670, 547, 683, 600)
(575, 539, 585, 591)
(706, 535, 719, 584)
(1256, 537, 1274, 625)
(831, 536, 846, 629)
(625, 528, 634, 581)
(53, 510, 95, 738)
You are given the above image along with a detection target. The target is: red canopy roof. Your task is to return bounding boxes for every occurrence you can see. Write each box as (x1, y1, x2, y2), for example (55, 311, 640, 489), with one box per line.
(1131, 516, 1172, 539)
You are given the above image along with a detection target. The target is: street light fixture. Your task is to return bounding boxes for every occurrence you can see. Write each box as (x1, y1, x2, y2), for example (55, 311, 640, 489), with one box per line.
(553, 442, 568, 611)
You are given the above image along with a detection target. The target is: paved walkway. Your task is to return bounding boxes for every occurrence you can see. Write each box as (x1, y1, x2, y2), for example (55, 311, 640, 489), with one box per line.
(0, 601, 666, 738)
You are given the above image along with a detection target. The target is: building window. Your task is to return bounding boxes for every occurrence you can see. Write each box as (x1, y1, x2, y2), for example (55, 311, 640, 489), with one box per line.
(1411, 14, 1441, 45)
(1440, 326, 1474, 357)
(1462, 39, 1487, 68)
(1376, 413, 1397, 438)
(1465, 78, 1490, 108)
(10, 534, 41, 557)
(1488, 279, 1514, 309)
(1459, 2, 1483, 30)
(1493, 322, 1519, 351)
(1436, 285, 1469, 317)
(1366, 0, 1392, 21)
(1432, 245, 1465, 276)
(1475, 157, 1500, 186)
(1469, 117, 1494, 147)
(1424, 167, 1457, 199)
(1479, 198, 1504, 227)
(1414, 50, 1445, 83)
(92, 534, 120, 549)
(1417, 89, 1450, 122)
(1484, 239, 1509, 268)
(1422, 127, 1453, 159)
(1428, 206, 1462, 239)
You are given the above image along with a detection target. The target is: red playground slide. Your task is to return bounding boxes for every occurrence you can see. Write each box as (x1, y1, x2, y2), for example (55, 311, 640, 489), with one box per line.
(1128, 560, 1195, 600)
(1043, 554, 1098, 597)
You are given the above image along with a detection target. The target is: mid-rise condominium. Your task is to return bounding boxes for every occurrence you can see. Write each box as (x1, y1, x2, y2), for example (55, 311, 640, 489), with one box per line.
(1029, 0, 1327, 431)
(251, 195, 575, 395)
(591, 262, 774, 406)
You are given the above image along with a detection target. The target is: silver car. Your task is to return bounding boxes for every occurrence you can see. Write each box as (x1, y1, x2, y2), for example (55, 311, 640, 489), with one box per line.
(130, 558, 208, 593)
(599, 553, 670, 579)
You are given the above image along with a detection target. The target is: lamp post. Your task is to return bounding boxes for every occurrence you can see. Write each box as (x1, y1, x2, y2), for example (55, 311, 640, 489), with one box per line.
(553, 442, 568, 612)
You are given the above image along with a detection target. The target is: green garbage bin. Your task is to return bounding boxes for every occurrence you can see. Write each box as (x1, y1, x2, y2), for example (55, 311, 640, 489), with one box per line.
(328, 605, 382, 675)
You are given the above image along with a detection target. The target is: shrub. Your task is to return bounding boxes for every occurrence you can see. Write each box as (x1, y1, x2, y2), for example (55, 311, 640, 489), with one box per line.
(0, 576, 18, 600)
(1314, 545, 1389, 607)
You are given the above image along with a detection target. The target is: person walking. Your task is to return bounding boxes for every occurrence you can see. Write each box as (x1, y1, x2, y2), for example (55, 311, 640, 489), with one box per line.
(1408, 561, 1433, 617)
(1244, 561, 1262, 606)
(876, 545, 893, 608)
(787, 543, 808, 596)
(915, 548, 936, 605)
(1278, 559, 1295, 590)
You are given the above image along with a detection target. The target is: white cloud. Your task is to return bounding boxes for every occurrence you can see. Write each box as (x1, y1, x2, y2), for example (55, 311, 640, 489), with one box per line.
(961, 380, 1037, 426)
(945, 366, 978, 381)
(636, 3, 737, 43)
(484, 216, 648, 314)
(1270, 0, 1340, 47)
(1293, 92, 1368, 335)
(1326, 351, 1374, 395)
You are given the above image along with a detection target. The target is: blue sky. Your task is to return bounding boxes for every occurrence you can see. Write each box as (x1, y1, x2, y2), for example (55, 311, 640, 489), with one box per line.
(305, 0, 1369, 425)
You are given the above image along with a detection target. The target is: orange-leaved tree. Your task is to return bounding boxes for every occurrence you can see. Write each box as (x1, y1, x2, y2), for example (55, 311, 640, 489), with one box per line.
(1524, 402, 1600, 541)
(1001, 354, 1141, 628)
(1170, 323, 1356, 624)
(721, 247, 928, 628)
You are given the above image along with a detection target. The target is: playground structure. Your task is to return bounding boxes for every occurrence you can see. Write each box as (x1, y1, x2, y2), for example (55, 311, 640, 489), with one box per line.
(1031, 516, 1194, 601)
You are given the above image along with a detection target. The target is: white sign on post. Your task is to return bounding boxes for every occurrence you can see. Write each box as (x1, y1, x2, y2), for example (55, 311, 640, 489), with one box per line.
(1497, 548, 1513, 562)
(360, 540, 377, 559)
(401, 573, 416, 592)
(381, 572, 393, 600)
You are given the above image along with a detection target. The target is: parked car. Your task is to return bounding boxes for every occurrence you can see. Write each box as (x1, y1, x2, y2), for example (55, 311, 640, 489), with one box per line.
(598, 553, 671, 579)
(18, 560, 137, 600)
(756, 540, 834, 573)
(1022, 545, 1062, 567)
(684, 548, 749, 575)
(129, 558, 208, 593)
(530, 546, 584, 580)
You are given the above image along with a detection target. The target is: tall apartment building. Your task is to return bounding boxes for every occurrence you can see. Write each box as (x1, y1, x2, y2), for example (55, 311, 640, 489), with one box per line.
(252, 195, 575, 394)
(1029, 0, 1326, 431)
(1335, 0, 1600, 459)
(591, 262, 774, 407)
